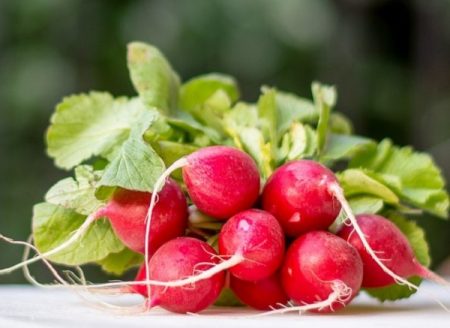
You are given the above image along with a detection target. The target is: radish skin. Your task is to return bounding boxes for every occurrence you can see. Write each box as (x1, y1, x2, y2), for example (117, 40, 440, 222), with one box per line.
(338, 214, 449, 288)
(218, 209, 285, 281)
(262, 160, 341, 237)
(281, 231, 363, 313)
(97, 179, 187, 255)
(230, 272, 288, 310)
(135, 237, 225, 313)
(183, 146, 260, 219)
(329, 184, 427, 292)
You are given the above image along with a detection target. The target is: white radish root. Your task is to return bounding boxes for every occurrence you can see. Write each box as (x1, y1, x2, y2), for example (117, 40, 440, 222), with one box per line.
(83, 254, 244, 291)
(0, 212, 97, 274)
(143, 157, 188, 301)
(254, 281, 352, 316)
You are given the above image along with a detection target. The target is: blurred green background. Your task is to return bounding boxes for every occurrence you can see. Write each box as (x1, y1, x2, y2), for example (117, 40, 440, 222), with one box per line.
(0, 0, 449, 283)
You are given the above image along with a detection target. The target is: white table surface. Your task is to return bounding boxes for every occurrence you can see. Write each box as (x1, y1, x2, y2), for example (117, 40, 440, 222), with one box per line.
(0, 283, 449, 328)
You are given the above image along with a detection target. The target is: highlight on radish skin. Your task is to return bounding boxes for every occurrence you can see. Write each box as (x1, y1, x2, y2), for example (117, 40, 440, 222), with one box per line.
(136, 237, 225, 313)
(230, 272, 288, 310)
(337, 214, 449, 288)
(96, 179, 188, 255)
(281, 231, 363, 313)
(261, 160, 341, 237)
(218, 209, 285, 281)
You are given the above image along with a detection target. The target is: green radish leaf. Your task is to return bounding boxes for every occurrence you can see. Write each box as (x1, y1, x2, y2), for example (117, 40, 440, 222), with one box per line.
(151, 140, 198, 166)
(278, 122, 317, 163)
(321, 134, 375, 162)
(348, 196, 384, 215)
(144, 114, 217, 147)
(32, 203, 124, 265)
(166, 116, 219, 145)
(226, 102, 259, 130)
(366, 276, 422, 302)
(225, 103, 272, 178)
(45, 165, 103, 215)
(127, 42, 180, 113)
(275, 91, 317, 134)
(97, 248, 144, 276)
(99, 108, 165, 192)
(350, 139, 449, 218)
(239, 127, 272, 179)
(95, 186, 116, 202)
(99, 137, 165, 192)
(150, 140, 198, 179)
(47, 93, 147, 169)
(179, 73, 239, 113)
(329, 112, 353, 135)
(351, 138, 393, 169)
(142, 115, 179, 142)
(258, 87, 278, 160)
(365, 212, 431, 301)
(312, 82, 336, 156)
(214, 287, 244, 307)
(337, 169, 399, 204)
(179, 89, 232, 137)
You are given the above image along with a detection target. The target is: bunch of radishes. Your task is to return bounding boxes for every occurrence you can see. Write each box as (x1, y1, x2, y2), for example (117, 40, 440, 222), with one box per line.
(86, 145, 442, 314)
(0, 41, 448, 316)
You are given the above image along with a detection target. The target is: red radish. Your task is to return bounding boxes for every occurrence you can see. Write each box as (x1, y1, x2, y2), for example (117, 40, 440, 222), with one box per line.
(230, 272, 288, 310)
(218, 209, 285, 281)
(281, 231, 363, 313)
(337, 214, 447, 288)
(132, 264, 150, 297)
(262, 160, 341, 237)
(95, 179, 187, 255)
(182, 146, 260, 219)
(260, 159, 420, 295)
(133, 237, 225, 313)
